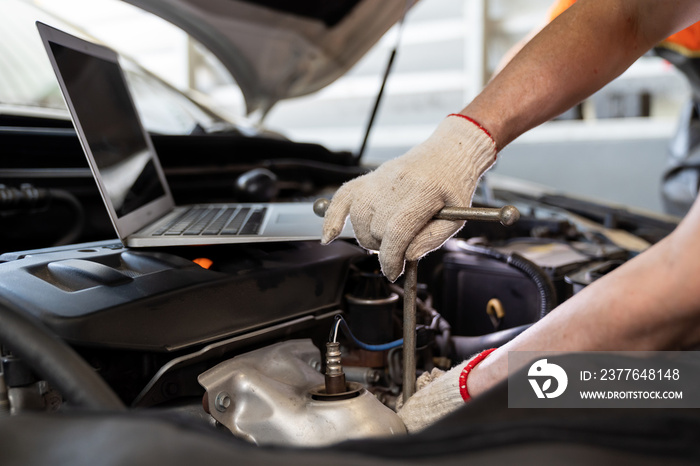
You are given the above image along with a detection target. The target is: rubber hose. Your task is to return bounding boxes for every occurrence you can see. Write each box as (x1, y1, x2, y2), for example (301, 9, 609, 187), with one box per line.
(458, 243, 557, 320)
(440, 324, 531, 361)
(0, 299, 125, 411)
(48, 189, 85, 246)
(507, 252, 557, 319)
(433, 313, 453, 357)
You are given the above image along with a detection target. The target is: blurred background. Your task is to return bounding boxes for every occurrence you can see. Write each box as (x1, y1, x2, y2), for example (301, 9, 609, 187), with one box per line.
(4, 0, 690, 213)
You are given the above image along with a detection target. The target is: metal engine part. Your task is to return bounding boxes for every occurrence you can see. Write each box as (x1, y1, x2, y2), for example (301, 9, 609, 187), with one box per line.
(198, 339, 406, 446)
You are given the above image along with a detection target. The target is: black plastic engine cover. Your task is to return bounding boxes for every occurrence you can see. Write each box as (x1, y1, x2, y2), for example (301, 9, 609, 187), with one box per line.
(439, 252, 541, 336)
(0, 240, 363, 352)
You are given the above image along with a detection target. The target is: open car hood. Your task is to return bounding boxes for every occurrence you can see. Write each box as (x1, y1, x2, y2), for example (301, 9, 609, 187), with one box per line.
(122, 0, 415, 115)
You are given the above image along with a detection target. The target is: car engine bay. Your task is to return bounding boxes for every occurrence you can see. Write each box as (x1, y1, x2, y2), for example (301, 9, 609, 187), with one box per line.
(4, 1, 700, 462)
(0, 131, 680, 446)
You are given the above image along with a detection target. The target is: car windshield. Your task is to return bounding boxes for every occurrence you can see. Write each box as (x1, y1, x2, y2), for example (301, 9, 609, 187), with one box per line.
(1, 0, 245, 135)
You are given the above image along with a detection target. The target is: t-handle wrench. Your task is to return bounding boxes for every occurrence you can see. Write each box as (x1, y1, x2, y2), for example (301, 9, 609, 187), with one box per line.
(313, 199, 520, 402)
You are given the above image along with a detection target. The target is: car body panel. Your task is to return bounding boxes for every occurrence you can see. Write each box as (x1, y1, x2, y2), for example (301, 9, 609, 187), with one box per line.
(121, 0, 416, 114)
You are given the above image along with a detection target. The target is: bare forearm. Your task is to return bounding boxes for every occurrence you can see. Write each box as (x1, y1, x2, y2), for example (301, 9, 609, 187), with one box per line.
(463, 0, 700, 149)
(395, 1, 700, 426)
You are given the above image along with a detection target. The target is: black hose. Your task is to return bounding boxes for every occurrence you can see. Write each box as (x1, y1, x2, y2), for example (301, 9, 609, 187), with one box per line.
(48, 189, 85, 246)
(433, 311, 453, 357)
(458, 243, 557, 320)
(0, 185, 85, 246)
(442, 324, 531, 361)
(0, 299, 125, 411)
(507, 252, 557, 319)
(389, 284, 453, 356)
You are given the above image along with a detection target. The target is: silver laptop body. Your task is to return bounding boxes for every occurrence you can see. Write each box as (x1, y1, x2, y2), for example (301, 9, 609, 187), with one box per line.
(37, 22, 352, 247)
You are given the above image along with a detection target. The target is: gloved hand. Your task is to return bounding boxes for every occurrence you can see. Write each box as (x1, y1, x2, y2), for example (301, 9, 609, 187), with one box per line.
(321, 114, 497, 281)
(397, 348, 495, 433)
(396, 364, 462, 433)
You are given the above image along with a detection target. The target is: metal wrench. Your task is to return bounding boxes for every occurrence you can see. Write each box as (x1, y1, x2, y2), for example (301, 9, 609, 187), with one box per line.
(313, 198, 520, 402)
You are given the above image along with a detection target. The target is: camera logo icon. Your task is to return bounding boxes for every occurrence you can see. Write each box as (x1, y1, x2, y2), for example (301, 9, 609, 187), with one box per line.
(528, 358, 568, 399)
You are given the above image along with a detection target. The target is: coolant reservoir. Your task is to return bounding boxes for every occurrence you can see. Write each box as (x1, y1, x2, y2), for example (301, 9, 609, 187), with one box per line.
(198, 339, 406, 446)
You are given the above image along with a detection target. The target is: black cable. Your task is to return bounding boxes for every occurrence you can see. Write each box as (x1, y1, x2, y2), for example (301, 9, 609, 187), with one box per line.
(0, 298, 125, 411)
(457, 243, 557, 320)
(329, 315, 403, 351)
(0, 184, 48, 211)
(0, 185, 85, 246)
(47, 189, 85, 246)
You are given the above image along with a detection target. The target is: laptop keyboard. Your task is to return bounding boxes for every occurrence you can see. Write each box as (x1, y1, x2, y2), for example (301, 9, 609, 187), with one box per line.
(152, 206, 267, 237)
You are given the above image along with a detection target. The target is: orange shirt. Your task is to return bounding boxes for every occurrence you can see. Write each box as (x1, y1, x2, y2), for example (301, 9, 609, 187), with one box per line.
(548, 0, 700, 56)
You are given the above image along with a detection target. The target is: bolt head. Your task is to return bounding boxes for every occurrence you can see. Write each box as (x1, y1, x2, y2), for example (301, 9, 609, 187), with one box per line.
(214, 392, 231, 412)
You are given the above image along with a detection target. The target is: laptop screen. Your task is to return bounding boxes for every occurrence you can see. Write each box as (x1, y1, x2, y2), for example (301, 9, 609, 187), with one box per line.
(49, 41, 166, 218)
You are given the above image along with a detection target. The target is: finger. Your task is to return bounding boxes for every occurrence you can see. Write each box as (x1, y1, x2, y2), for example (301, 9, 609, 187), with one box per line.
(321, 183, 354, 244)
(379, 200, 442, 281)
(349, 193, 381, 251)
(405, 219, 464, 261)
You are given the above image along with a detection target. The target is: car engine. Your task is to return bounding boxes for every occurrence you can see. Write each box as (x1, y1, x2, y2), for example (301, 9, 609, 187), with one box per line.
(0, 173, 678, 446)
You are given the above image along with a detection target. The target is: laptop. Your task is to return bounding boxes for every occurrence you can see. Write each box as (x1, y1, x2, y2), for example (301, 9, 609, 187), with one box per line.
(36, 22, 352, 247)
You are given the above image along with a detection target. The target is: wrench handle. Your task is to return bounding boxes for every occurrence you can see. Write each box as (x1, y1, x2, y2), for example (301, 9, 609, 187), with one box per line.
(313, 198, 520, 226)
(313, 197, 519, 401)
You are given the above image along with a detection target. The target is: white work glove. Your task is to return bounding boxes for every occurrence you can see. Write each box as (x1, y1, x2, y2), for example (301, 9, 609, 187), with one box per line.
(396, 365, 462, 433)
(321, 114, 497, 281)
(397, 348, 495, 432)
